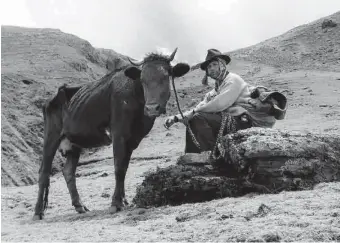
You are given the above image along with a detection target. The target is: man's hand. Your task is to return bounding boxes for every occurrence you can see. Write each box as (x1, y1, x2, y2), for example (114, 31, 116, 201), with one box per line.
(164, 115, 179, 129)
(164, 110, 196, 129)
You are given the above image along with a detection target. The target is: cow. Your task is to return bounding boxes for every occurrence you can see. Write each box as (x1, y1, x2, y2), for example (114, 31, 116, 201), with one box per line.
(33, 48, 190, 220)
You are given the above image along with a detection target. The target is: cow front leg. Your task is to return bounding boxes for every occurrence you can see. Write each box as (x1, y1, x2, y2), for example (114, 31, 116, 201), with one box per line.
(62, 145, 89, 214)
(109, 136, 133, 213)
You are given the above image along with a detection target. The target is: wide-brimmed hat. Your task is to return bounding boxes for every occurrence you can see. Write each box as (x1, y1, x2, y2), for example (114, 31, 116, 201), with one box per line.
(200, 49, 231, 71)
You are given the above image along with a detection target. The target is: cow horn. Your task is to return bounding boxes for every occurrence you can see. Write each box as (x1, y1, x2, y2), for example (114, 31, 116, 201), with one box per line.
(168, 47, 178, 61)
(128, 57, 144, 66)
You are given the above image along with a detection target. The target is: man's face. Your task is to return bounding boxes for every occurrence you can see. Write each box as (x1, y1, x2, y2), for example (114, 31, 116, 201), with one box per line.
(206, 60, 220, 79)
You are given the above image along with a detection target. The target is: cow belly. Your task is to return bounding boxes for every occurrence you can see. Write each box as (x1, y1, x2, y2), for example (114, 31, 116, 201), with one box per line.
(67, 133, 112, 148)
(62, 115, 111, 148)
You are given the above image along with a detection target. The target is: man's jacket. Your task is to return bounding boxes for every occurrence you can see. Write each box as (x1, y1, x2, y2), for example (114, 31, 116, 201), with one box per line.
(194, 72, 287, 128)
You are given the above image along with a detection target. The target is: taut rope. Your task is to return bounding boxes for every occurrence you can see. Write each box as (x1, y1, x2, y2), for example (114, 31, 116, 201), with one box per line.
(171, 76, 201, 150)
(170, 76, 233, 160)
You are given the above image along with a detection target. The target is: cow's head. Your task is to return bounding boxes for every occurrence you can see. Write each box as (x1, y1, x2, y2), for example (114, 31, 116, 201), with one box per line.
(124, 48, 190, 118)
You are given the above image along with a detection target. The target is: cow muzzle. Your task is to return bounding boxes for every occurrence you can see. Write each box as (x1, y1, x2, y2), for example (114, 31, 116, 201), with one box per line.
(144, 104, 166, 117)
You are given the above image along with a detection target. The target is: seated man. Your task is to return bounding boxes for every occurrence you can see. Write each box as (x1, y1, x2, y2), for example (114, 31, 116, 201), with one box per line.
(165, 49, 287, 154)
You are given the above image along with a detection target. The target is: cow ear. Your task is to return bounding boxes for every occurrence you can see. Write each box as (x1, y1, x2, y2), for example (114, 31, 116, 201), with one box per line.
(172, 63, 190, 77)
(49, 86, 67, 108)
(124, 66, 141, 80)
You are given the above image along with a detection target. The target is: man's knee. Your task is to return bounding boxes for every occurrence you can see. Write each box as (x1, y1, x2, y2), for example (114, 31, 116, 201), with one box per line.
(189, 112, 208, 123)
(189, 112, 219, 130)
(188, 112, 207, 132)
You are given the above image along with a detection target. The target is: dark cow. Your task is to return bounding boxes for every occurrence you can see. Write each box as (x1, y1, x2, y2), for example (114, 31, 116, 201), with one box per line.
(33, 48, 190, 220)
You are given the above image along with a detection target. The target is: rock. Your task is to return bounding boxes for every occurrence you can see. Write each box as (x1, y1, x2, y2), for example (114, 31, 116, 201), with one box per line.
(262, 233, 281, 242)
(22, 79, 34, 85)
(176, 151, 211, 166)
(133, 128, 340, 208)
(220, 214, 233, 220)
(223, 128, 340, 186)
(133, 165, 247, 207)
(100, 172, 109, 177)
(321, 19, 337, 29)
(101, 192, 110, 198)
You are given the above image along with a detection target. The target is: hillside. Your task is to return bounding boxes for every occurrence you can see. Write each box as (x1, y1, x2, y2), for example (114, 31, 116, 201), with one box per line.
(230, 11, 340, 71)
(1, 26, 129, 186)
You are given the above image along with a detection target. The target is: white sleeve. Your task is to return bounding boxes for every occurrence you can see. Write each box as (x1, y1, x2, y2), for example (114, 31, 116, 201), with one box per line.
(194, 89, 216, 110)
(195, 77, 246, 113)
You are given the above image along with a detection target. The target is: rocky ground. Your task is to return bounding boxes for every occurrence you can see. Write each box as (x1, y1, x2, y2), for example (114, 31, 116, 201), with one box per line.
(1, 12, 340, 242)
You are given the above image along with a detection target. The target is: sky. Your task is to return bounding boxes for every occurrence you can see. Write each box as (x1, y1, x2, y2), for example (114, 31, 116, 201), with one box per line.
(1, 0, 340, 64)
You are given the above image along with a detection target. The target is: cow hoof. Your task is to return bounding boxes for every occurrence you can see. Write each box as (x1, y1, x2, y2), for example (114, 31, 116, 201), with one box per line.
(109, 206, 122, 214)
(32, 214, 44, 221)
(75, 206, 89, 214)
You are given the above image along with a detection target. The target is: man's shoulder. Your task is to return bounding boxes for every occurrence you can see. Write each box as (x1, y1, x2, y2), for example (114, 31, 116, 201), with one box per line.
(225, 72, 246, 84)
(227, 72, 243, 80)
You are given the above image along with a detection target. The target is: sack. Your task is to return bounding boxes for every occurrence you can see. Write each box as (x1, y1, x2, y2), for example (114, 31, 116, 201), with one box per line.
(251, 86, 287, 120)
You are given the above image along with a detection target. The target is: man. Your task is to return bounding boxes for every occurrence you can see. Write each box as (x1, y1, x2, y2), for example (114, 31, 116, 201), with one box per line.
(165, 49, 287, 154)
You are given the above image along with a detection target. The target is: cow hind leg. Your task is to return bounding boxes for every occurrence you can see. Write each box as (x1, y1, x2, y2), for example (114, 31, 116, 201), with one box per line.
(61, 144, 89, 213)
(33, 133, 61, 220)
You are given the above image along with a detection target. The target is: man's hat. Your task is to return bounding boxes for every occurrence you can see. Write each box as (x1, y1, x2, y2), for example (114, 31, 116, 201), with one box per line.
(200, 49, 231, 71)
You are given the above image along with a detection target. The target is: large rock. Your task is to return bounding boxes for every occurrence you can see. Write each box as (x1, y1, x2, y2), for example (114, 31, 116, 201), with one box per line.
(133, 128, 340, 208)
(322, 19, 337, 29)
(222, 128, 340, 186)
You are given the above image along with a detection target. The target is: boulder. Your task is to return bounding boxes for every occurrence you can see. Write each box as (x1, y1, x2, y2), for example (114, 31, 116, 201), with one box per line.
(133, 128, 340, 207)
(321, 19, 337, 29)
